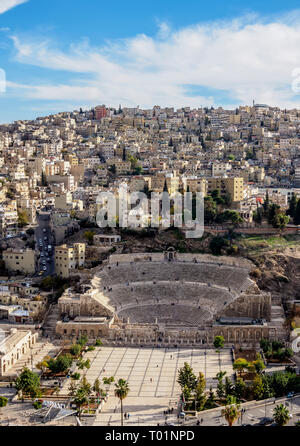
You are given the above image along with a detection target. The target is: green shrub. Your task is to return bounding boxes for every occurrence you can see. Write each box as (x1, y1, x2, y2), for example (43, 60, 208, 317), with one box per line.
(71, 372, 81, 380)
(48, 354, 73, 374)
(33, 400, 42, 410)
(70, 344, 82, 357)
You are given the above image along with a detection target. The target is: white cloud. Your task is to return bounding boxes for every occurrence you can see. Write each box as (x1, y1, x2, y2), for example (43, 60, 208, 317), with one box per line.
(8, 13, 300, 109)
(0, 0, 27, 14)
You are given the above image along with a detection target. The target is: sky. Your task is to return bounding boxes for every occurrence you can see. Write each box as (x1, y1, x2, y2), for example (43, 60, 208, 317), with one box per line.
(1, 1, 300, 122)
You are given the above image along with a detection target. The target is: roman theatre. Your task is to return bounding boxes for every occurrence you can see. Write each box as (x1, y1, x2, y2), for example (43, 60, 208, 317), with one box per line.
(56, 250, 285, 346)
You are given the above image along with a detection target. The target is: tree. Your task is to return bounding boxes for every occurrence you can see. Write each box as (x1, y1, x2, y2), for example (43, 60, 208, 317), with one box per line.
(41, 171, 48, 186)
(70, 344, 82, 357)
(74, 388, 89, 418)
(48, 354, 73, 374)
(263, 190, 270, 216)
(267, 203, 280, 224)
(272, 213, 290, 234)
(294, 199, 300, 225)
(224, 376, 234, 397)
(93, 378, 104, 400)
(234, 378, 246, 401)
(84, 231, 95, 245)
(209, 236, 229, 255)
(36, 356, 51, 374)
(103, 376, 115, 387)
(18, 211, 29, 227)
(204, 196, 217, 224)
(287, 193, 298, 219)
(206, 386, 216, 408)
(77, 334, 89, 347)
(215, 371, 227, 400)
(114, 379, 130, 426)
(194, 372, 207, 411)
(80, 376, 92, 396)
(273, 403, 290, 426)
(260, 338, 271, 353)
(68, 379, 78, 398)
(77, 358, 91, 370)
(252, 375, 265, 400)
(0, 395, 8, 417)
(221, 396, 241, 427)
(269, 371, 290, 397)
(177, 363, 197, 391)
(253, 354, 266, 374)
(15, 367, 41, 399)
(253, 205, 263, 226)
(213, 336, 225, 350)
(233, 358, 249, 377)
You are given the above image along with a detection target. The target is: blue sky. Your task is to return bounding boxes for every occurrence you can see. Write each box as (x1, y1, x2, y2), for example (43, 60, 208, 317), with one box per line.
(1, 1, 300, 122)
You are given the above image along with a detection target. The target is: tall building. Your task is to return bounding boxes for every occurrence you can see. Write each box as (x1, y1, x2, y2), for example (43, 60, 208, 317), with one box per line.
(3, 248, 37, 274)
(55, 243, 86, 278)
(95, 105, 107, 120)
(206, 177, 244, 204)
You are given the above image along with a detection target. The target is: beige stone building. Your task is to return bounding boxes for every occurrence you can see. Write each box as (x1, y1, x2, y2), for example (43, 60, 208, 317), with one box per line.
(55, 243, 86, 278)
(3, 248, 37, 274)
(206, 177, 244, 203)
(0, 328, 38, 376)
(115, 160, 131, 175)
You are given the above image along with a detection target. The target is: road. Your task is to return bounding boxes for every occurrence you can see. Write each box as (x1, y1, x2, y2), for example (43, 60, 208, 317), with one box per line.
(35, 212, 55, 278)
(184, 395, 300, 426)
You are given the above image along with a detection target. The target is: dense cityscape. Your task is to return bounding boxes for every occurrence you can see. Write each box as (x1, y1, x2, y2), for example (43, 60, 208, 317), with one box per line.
(1, 0, 300, 438)
(0, 102, 299, 428)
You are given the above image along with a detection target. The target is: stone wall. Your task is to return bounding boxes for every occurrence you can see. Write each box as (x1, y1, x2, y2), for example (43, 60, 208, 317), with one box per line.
(109, 252, 253, 269)
(223, 292, 272, 321)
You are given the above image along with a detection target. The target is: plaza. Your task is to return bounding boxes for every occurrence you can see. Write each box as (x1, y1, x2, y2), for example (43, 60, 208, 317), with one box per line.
(61, 346, 234, 426)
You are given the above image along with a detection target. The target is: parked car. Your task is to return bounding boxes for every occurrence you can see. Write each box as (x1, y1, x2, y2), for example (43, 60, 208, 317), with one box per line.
(258, 417, 273, 426)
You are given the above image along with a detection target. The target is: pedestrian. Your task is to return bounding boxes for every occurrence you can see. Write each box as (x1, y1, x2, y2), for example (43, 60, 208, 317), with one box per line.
(124, 412, 127, 419)
(128, 413, 130, 419)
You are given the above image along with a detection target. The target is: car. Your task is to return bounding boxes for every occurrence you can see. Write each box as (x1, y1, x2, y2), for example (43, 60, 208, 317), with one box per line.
(40, 253, 44, 257)
(258, 417, 273, 426)
(43, 228, 47, 233)
(44, 236, 48, 241)
(46, 258, 51, 262)
(42, 260, 46, 265)
(287, 392, 295, 398)
(43, 266, 47, 271)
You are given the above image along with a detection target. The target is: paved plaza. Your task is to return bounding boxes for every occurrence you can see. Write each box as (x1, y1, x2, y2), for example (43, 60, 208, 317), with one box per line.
(1, 341, 59, 379)
(61, 346, 234, 426)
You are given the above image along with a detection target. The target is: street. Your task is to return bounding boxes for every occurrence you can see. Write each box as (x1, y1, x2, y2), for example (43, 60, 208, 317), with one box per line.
(183, 394, 300, 426)
(35, 212, 55, 277)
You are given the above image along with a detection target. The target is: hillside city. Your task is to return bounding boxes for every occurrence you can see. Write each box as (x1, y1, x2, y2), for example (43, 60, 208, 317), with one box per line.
(0, 103, 300, 427)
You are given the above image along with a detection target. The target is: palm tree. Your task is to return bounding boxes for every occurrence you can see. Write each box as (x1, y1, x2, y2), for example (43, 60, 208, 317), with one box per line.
(273, 403, 290, 426)
(221, 395, 241, 427)
(114, 379, 130, 426)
